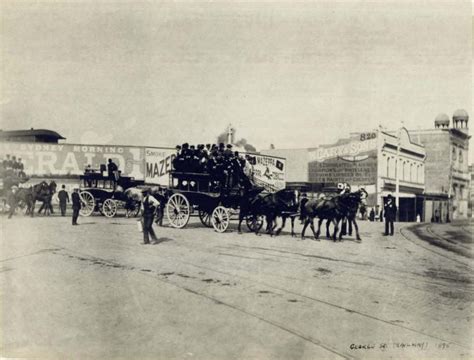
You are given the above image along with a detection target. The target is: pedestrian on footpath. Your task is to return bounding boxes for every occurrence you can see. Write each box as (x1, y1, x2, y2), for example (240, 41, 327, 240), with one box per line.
(58, 185, 70, 216)
(71, 188, 81, 225)
(141, 188, 160, 244)
(383, 194, 397, 236)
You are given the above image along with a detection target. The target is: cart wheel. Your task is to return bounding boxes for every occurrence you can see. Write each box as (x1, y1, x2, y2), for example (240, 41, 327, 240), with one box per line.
(199, 209, 212, 227)
(246, 214, 264, 232)
(212, 206, 230, 233)
(79, 191, 95, 216)
(166, 193, 190, 228)
(102, 198, 117, 218)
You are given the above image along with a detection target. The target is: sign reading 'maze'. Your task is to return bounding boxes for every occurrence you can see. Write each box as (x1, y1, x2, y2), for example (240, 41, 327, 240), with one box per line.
(144, 148, 176, 185)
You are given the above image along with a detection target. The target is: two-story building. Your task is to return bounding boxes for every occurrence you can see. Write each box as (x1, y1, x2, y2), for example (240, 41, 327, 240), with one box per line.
(409, 110, 470, 220)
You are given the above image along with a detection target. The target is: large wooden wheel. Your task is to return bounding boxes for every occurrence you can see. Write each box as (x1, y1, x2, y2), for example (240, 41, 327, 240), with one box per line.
(246, 214, 264, 232)
(79, 191, 95, 216)
(102, 198, 118, 218)
(199, 209, 212, 227)
(166, 193, 191, 228)
(211, 206, 230, 233)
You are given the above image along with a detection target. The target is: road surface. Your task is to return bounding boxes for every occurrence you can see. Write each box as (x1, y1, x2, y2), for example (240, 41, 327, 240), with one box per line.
(1, 214, 472, 359)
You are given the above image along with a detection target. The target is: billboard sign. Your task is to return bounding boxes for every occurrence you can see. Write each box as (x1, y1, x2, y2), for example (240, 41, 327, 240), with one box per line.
(308, 135, 378, 185)
(144, 148, 176, 185)
(0, 142, 145, 179)
(245, 153, 286, 192)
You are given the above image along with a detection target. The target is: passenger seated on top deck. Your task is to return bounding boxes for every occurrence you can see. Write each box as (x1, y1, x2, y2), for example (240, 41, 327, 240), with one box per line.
(172, 145, 183, 171)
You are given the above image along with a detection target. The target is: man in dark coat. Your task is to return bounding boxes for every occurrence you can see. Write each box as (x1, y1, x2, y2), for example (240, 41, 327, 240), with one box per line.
(141, 188, 160, 244)
(383, 194, 397, 236)
(58, 185, 70, 216)
(71, 188, 81, 225)
(107, 158, 119, 189)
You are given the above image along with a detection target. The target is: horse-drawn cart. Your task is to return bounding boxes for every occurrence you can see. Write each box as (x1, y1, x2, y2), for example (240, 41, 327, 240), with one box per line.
(165, 171, 264, 233)
(79, 173, 144, 218)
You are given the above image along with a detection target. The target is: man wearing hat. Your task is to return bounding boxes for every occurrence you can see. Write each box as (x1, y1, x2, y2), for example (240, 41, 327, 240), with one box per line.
(7, 185, 19, 219)
(383, 194, 397, 236)
(140, 188, 161, 244)
(71, 187, 82, 225)
(58, 184, 70, 216)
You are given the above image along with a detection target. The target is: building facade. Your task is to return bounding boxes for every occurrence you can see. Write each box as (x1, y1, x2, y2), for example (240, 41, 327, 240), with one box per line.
(263, 127, 426, 221)
(409, 110, 470, 220)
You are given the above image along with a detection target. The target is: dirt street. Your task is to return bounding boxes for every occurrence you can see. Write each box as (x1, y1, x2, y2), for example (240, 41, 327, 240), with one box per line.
(1, 214, 472, 359)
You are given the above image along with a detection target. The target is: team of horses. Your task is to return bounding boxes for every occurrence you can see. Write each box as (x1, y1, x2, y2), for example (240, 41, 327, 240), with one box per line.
(11, 180, 57, 216)
(237, 188, 368, 241)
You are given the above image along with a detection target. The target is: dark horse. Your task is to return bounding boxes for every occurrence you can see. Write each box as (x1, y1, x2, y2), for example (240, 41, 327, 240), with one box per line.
(301, 189, 367, 241)
(15, 181, 57, 216)
(236, 186, 266, 234)
(239, 189, 299, 236)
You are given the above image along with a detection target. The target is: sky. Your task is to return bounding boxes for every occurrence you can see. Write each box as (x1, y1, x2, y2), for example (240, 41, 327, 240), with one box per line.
(1, 1, 472, 158)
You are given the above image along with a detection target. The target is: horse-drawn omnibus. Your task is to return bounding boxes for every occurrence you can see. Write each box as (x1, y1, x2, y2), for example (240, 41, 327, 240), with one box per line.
(165, 170, 266, 233)
(79, 172, 144, 218)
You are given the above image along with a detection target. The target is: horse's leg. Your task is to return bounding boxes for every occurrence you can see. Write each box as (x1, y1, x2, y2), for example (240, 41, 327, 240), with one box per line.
(237, 214, 243, 234)
(311, 218, 319, 241)
(276, 216, 286, 236)
(315, 218, 322, 239)
(334, 218, 340, 241)
(353, 218, 361, 241)
(30, 200, 36, 217)
(326, 220, 331, 239)
(348, 218, 353, 236)
(290, 216, 295, 237)
(301, 218, 310, 239)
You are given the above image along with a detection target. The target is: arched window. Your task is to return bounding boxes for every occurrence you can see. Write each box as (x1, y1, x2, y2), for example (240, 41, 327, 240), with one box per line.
(410, 163, 415, 182)
(452, 146, 457, 161)
(459, 150, 463, 163)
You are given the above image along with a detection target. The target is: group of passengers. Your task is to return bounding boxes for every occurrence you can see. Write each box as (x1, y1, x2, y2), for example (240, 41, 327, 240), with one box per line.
(1, 154, 26, 178)
(172, 143, 252, 190)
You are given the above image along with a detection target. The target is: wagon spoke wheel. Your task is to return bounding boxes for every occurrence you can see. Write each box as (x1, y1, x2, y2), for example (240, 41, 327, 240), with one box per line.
(212, 206, 230, 233)
(246, 214, 264, 232)
(166, 193, 190, 228)
(199, 209, 212, 228)
(102, 198, 118, 218)
(79, 191, 95, 217)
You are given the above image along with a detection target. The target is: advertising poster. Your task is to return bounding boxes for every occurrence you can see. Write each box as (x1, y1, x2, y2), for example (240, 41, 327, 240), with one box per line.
(308, 135, 378, 186)
(245, 153, 286, 192)
(0, 142, 145, 179)
(144, 147, 176, 185)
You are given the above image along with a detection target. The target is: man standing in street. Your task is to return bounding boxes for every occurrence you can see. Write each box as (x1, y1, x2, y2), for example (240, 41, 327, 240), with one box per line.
(71, 188, 81, 225)
(58, 185, 70, 216)
(384, 194, 397, 236)
(7, 186, 18, 219)
(141, 188, 160, 244)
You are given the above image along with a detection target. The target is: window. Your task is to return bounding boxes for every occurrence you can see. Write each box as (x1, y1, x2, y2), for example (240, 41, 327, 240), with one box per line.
(459, 150, 463, 163)
(452, 146, 457, 161)
(386, 157, 391, 178)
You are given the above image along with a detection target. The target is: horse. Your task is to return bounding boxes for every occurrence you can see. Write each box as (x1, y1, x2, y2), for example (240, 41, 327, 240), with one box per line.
(236, 187, 266, 234)
(301, 188, 367, 241)
(14, 181, 56, 216)
(250, 189, 299, 236)
(334, 188, 368, 241)
(37, 181, 57, 215)
(301, 195, 342, 241)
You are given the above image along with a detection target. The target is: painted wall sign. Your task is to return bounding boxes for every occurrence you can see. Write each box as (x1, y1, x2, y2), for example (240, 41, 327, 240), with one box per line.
(0, 142, 145, 179)
(309, 137, 377, 162)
